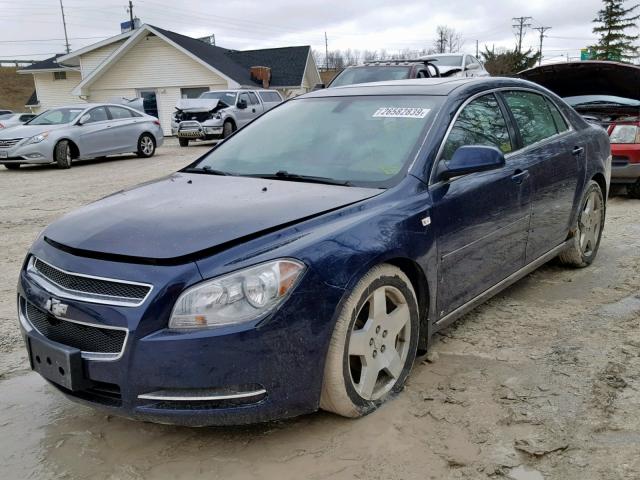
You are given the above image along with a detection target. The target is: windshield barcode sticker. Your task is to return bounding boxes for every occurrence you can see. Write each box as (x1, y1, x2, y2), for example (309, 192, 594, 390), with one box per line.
(373, 107, 430, 118)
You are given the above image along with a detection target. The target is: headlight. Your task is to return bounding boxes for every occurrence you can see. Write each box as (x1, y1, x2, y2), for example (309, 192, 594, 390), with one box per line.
(169, 259, 305, 329)
(209, 112, 222, 120)
(24, 132, 50, 145)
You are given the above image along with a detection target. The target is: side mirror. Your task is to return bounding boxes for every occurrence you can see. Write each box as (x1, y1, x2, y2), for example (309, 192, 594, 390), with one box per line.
(438, 145, 505, 181)
(237, 99, 247, 109)
(313, 83, 326, 90)
(77, 114, 91, 125)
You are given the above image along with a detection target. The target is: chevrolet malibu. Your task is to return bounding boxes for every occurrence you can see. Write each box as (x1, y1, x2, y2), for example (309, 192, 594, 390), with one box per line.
(0, 103, 163, 170)
(17, 78, 610, 426)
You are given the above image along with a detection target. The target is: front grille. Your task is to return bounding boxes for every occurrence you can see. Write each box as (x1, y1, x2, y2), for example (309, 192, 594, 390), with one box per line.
(176, 111, 211, 122)
(613, 155, 630, 166)
(24, 300, 126, 355)
(54, 381, 122, 407)
(32, 257, 151, 305)
(0, 138, 22, 148)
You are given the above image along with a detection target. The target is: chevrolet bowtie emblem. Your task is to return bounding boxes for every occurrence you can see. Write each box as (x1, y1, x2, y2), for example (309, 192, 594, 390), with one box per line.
(45, 298, 68, 317)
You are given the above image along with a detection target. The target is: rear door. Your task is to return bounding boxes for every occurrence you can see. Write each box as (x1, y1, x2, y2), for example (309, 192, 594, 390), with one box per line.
(247, 92, 264, 117)
(106, 106, 138, 153)
(500, 90, 581, 261)
(431, 93, 532, 316)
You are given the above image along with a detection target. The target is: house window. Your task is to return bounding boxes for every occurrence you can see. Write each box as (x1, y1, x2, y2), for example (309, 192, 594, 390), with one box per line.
(53, 71, 67, 81)
(181, 87, 209, 99)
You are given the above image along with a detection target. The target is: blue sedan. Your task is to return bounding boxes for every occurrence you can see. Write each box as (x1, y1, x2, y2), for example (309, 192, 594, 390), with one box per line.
(17, 77, 611, 425)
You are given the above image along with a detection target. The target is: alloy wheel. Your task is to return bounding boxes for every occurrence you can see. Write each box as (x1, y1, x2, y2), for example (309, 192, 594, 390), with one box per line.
(578, 189, 603, 257)
(141, 136, 154, 155)
(348, 285, 411, 400)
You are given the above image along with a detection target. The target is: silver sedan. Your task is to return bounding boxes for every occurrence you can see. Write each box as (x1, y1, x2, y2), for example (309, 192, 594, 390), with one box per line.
(0, 104, 164, 170)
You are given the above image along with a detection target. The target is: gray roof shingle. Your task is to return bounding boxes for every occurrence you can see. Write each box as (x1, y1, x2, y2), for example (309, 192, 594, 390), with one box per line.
(20, 54, 68, 71)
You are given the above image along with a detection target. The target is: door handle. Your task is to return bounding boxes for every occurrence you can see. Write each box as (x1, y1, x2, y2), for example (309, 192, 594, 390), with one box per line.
(511, 169, 529, 184)
(572, 146, 585, 156)
(252, 108, 256, 113)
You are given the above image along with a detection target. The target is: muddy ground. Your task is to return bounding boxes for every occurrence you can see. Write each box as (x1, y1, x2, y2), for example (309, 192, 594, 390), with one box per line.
(1, 140, 639, 480)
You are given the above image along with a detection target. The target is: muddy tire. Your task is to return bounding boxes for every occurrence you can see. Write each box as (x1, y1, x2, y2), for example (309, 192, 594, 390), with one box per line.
(558, 180, 605, 267)
(178, 138, 189, 147)
(628, 180, 640, 199)
(137, 134, 156, 158)
(320, 264, 419, 418)
(54, 140, 72, 169)
(4, 163, 20, 170)
(223, 120, 235, 139)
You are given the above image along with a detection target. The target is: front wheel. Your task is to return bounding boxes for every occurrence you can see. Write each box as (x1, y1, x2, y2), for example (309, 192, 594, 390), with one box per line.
(54, 140, 72, 169)
(4, 163, 20, 170)
(223, 120, 235, 138)
(628, 179, 640, 199)
(320, 264, 419, 418)
(137, 134, 156, 158)
(558, 180, 605, 267)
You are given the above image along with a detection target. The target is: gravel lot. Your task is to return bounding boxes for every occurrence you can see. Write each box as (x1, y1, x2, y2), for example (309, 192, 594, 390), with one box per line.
(1, 139, 639, 479)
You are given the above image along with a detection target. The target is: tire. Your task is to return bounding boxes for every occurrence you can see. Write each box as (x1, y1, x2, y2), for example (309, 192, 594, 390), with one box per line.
(4, 163, 20, 170)
(54, 140, 72, 169)
(320, 264, 420, 418)
(223, 120, 235, 139)
(178, 138, 189, 147)
(558, 180, 605, 267)
(628, 180, 640, 199)
(137, 134, 156, 158)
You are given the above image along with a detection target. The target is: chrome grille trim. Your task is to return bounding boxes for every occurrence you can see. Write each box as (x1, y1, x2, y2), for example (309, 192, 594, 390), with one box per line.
(27, 256, 153, 307)
(19, 297, 128, 361)
(0, 138, 22, 148)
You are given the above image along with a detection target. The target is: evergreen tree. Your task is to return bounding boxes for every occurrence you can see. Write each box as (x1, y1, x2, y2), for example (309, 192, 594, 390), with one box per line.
(481, 47, 540, 75)
(592, 0, 640, 61)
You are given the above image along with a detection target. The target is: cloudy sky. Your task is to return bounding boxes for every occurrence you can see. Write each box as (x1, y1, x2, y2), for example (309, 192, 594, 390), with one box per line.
(0, 0, 630, 63)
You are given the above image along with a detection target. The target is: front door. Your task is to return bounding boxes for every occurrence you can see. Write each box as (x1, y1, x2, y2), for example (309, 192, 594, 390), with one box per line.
(236, 92, 253, 127)
(138, 90, 159, 118)
(431, 93, 531, 317)
(501, 90, 581, 261)
(75, 106, 114, 157)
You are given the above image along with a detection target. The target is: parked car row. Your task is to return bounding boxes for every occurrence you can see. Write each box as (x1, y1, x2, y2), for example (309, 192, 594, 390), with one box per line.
(17, 75, 610, 426)
(0, 112, 37, 129)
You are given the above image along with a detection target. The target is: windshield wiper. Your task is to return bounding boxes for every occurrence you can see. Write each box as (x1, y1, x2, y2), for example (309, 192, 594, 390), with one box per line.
(243, 170, 352, 186)
(183, 165, 231, 176)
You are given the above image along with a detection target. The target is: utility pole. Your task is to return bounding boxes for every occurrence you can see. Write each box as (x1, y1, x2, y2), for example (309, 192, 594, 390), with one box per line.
(533, 26, 552, 65)
(127, 1, 135, 27)
(512, 16, 532, 54)
(59, 0, 70, 54)
(324, 32, 329, 70)
(476, 39, 479, 58)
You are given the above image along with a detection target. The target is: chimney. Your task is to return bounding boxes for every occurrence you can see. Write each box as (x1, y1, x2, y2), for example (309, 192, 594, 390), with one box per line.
(250, 66, 271, 88)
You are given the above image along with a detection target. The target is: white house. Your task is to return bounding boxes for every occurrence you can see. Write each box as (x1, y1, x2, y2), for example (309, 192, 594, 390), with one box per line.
(19, 24, 322, 135)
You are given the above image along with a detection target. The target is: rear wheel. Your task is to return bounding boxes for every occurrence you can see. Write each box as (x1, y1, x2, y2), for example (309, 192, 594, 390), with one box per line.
(178, 138, 189, 147)
(223, 120, 235, 138)
(54, 140, 72, 169)
(4, 163, 20, 170)
(320, 264, 419, 417)
(558, 180, 605, 267)
(628, 180, 640, 199)
(137, 134, 156, 158)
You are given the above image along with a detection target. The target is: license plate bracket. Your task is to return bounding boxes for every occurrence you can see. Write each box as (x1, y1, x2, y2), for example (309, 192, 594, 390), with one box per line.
(0, 151, 8, 159)
(27, 333, 93, 391)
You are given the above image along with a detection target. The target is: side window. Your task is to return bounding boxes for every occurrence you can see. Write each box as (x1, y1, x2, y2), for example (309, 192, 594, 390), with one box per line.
(107, 106, 133, 120)
(545, 99, 569, 133)
(503, 91, 559, 146)
(441, 94, 513, 161)
(238, 93, 250, 105)
(247, 92, 259, 105)
(84, 107, 109, 124)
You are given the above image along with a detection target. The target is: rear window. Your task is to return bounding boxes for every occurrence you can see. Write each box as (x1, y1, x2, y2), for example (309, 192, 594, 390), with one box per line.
(330, 66, 412, 87)
(259, 91, 282, 103)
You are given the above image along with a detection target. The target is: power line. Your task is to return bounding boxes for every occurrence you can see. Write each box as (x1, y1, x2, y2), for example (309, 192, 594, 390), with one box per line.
(512, 16, 532, 54)
(0, 36, 110, 44)
(533, 26, 552, 66)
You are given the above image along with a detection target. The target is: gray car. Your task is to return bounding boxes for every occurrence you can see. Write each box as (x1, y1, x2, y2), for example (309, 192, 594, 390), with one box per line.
(419, 54, 490, 77)
(0, 113, 37, 130)
(0, 103, 164, 170)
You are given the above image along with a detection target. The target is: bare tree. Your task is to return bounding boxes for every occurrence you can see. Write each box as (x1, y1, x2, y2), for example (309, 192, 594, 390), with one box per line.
(434, 25, 464, 53)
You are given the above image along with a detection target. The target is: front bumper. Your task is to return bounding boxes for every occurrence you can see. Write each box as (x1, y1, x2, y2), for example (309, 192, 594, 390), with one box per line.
(611, 145, 640, 184)
(17, 243, 343, 426)
(173, 120, 223, 139)
(0, 140, 53, 164)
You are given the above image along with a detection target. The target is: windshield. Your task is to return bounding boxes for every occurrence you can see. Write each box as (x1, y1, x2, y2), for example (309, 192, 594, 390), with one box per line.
(199, 91, 237, 105)
(564, 95, 640, 107)
(0, 114, 12, 120)
(424, 56, 463, 67)
(189, 95, 442, 188)
(330, 67, 413, 87)
(27, 107, 85, 125)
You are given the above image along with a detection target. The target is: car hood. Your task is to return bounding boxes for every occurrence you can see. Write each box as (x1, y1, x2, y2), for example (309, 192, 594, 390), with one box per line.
(518, 61, 640, 100)
(43, 173, 382, 263)
(176, 98, 221, 112)
(0, 123, 68, 139)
